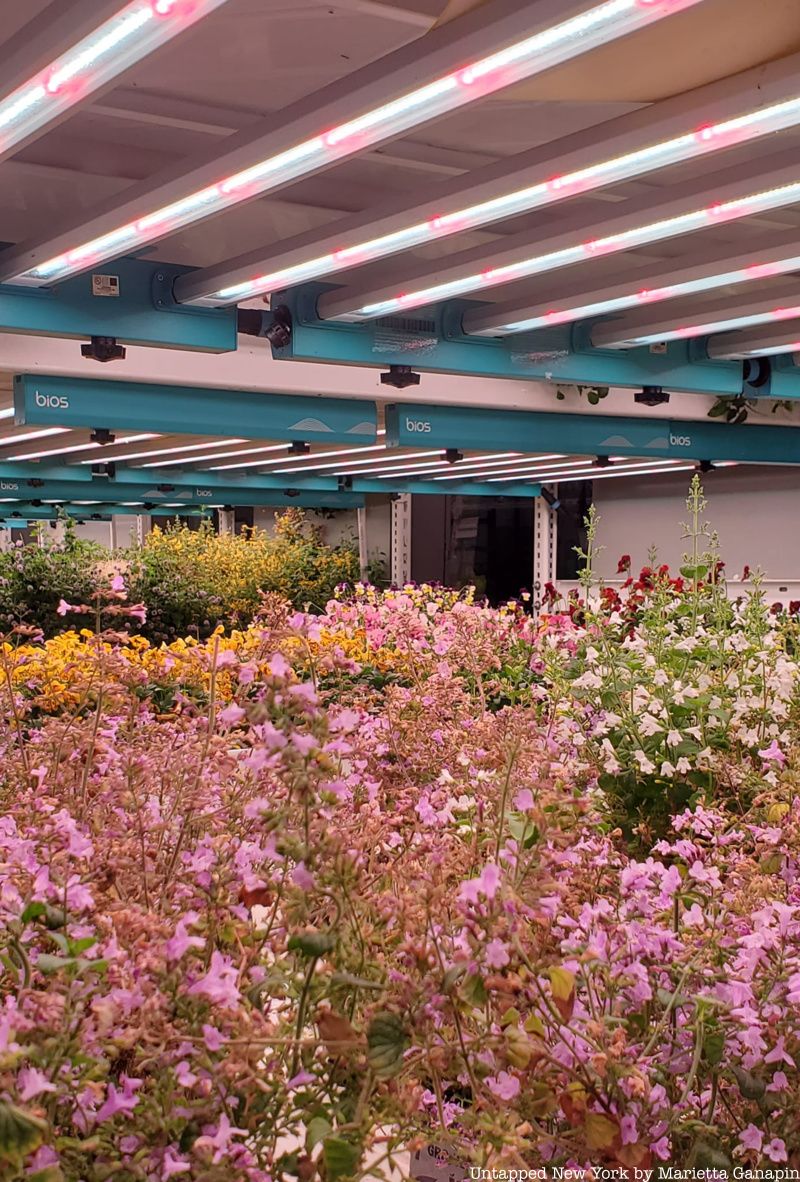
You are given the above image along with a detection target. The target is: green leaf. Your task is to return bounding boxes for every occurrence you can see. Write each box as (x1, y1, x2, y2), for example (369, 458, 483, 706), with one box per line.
(703, 1028, 725, 1067)
(731, 1066, 766, 1100)
(36, 955, 74, 974)
(20, 902, 46, 924)
(287, 930, 337, 958)
(689, 1140, 732, 1171)
(0, 1101, 47, 1164)
(461, 973, 487, 1007)
(367, 1012, 409, 1079)
(322, 1136, 361, 1181)
(306, 1116, 331, 1151)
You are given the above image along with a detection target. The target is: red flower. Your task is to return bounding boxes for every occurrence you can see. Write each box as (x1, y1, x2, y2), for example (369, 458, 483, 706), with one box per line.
(617, 555, 631, 574)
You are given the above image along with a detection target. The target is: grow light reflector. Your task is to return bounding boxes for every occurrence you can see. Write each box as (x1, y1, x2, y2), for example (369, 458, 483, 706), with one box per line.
(0, 0, 230, 160)
(8, 0, 703, 287)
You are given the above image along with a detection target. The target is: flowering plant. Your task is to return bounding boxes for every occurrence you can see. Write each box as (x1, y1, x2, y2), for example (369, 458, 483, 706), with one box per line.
(0, 501, 799, 1177)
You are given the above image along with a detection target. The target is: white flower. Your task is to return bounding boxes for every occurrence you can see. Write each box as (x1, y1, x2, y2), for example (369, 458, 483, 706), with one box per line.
(660, 761, 676, 777)
(634, 750, 656, 775)
(676, 757, 692, 774)
(667, 730, 682, 747)
(639, 714, 662, 737)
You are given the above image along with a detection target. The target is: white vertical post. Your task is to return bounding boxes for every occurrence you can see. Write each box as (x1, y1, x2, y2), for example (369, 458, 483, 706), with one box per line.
(0, 527, 11, 551)
(533, 493, 557, 610)
(356, 505, 369, 581)
(218, 509, 235, 536)
(390, 494, 412, 585)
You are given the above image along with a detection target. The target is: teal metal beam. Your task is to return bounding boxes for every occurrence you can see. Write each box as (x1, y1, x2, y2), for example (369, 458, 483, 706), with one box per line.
(385, 404, 800, 464)
(0, 463, 538, 500)
(0, 259, 235, 351)
(271, 286, 743, 395)
(14, 374, 378, 443)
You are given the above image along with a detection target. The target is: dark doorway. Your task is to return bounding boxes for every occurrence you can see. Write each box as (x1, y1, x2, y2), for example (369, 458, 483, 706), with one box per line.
(443, 496, 533, 604)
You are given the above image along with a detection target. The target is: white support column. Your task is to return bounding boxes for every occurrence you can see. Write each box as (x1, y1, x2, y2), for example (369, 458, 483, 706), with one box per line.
(532, 494, 557, 610)
(218, 510, 235, 536)
(0, 527, 11, 552)
(390, 494, 412, 586)
(356, 505, 369, 581)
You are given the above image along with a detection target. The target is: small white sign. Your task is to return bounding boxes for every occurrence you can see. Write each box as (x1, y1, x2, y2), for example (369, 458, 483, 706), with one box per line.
(410, 1146, 469, 1182)
(91, 274, 120, 298)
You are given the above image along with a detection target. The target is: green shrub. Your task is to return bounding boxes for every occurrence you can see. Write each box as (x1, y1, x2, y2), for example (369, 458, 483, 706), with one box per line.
(0, 521, 102, 638)
(125, 509, 360, 642)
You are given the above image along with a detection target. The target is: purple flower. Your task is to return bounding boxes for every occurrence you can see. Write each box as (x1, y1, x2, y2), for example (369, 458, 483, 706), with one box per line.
(486, 1071, 520, 1101)
(202, 1024, 227, 1051)
(758, 739, 786, 767)
(485, 938, 510, 969)
(17, 1066, 56, 1101)
(292, 862, 315, 891)
(739, 1125, 763, 1152)
(165, 913, 205, 962)
(161, 1148, 192, 1178)
(96, 1075, 142, 1123)
(765, 1139, 788, 1163)
(620, 1115, 638, 1146)
(194, 1114, 247, 1164)
(513, 789, 534, 811)
(218, 703, 246, 727)
(188, 951, 241, 1008)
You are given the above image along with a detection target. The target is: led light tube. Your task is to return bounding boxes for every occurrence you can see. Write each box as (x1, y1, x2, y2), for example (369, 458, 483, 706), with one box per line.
(140, 443, 289, 468)
(485, 458, 683, 482)
(0, 427, 69, 446)
(706, 326, 800, 360)
(556, 462, 699, 483)
(599, 303, 800, 348)
(191, 89, 800, 308)
(6, 0, 702, 287)
(79, 437, 243, 464)
(274, 450, 443, 475)
(353, 452, 526, 478)
(0, 0, 230, 161)
(4, 433, 156, 461)
(0, 408, 14, 421)
(344, 180, 800, 321)
(209, 443, 390, 473)
(467, 247, 800, 336)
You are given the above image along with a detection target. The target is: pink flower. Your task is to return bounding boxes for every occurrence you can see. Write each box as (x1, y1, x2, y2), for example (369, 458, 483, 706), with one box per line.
(620, 1115, 638, 1146)
(17, 1066, 56, 1101)
(165, 914, 205, 961)
(96, 1075, 142, 1123)
(56, 598, 74, 616)
(268, 652, 290, 679)
(292, 862, 315, 891)
(202, 1024, 227, 1051)
(739, 1125, 763, 1152)
(513, 789, 534, 811)
(161, 1148, 192, 1178)
(765, 1138, 788, 1163)
(188, 951, 241, 1008)
(485, 938, 510, 969)
(111, 573, 127, 595)
(126, 603, 147, 624)
(486, 1071, 520, 1101)
(459, 863, 502, 904)
(194, 1114, 247, 1164)
(218, 703, 246, 727)
(758, 739, 786, 767)
(650, 1136, 670, 1161)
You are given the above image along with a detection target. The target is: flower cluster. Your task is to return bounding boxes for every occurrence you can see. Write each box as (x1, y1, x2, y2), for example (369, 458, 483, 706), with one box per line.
(0, 493, 799, 1177)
